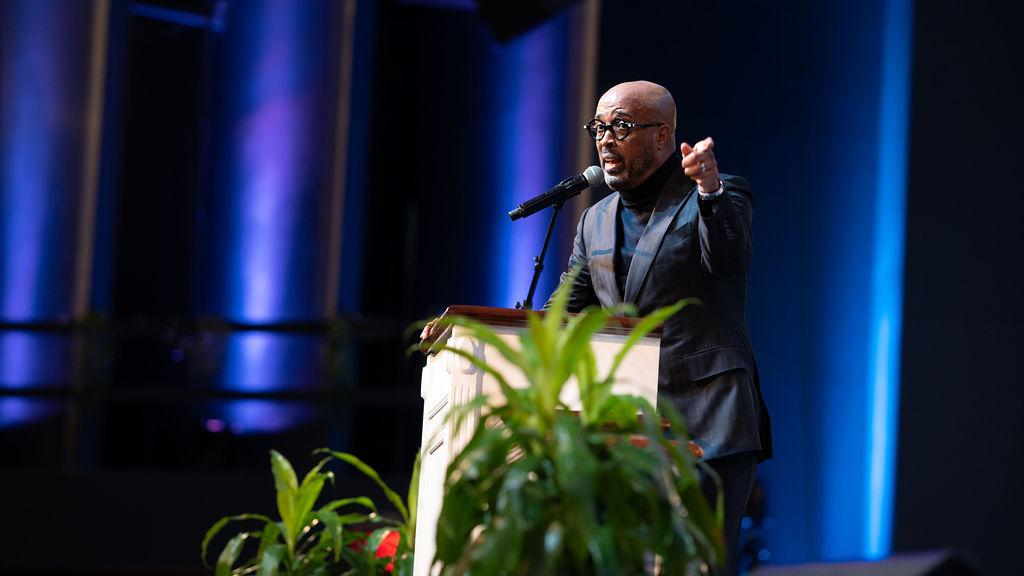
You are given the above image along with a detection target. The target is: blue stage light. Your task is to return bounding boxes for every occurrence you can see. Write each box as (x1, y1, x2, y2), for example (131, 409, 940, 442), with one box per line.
(812, 0, 912, 561)
(221, 331, 324, 393)
(200, 0, 345, 324)
(0, 331, 76, 389)
(0, 0, 99, 322)
(864, 0, 912, 559)
(0, 397, 64, 429)
(220, 3, 312, 323)
(488, 13, 570, 308)
(201, 399, 319, 435)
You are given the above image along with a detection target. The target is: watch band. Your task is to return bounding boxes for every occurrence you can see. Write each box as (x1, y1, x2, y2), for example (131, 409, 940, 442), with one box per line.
(698, 180, 725, 200)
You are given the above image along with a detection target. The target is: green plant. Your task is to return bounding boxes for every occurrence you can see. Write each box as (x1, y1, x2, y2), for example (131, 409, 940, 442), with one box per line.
(202, 449, 418, 576)
(430, 272, 724, 575)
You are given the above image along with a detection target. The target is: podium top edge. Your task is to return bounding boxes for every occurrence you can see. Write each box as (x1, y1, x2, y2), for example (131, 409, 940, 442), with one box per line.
(438, 305, 664, 338)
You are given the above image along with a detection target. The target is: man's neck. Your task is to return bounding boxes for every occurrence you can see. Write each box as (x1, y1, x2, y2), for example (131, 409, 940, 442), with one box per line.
(619, 152, 678, 208)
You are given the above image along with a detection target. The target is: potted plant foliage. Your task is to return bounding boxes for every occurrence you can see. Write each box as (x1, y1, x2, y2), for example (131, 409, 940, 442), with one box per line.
(202, 449, 418, 575)
(429, 271, 724, 575)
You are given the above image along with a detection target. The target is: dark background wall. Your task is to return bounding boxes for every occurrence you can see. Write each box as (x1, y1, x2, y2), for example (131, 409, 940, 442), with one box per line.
(895, 0, 1024, 572)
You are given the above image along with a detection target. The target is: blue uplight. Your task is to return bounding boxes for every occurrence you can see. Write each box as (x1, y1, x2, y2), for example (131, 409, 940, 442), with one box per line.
(221, 331, 324, 393)
(223, 1, 308, 322)
(0, 1, 94, 322)
(865, 0, 912, 558)
(747, 1, 913, 562)
(202, 399, 319, 435)
(0, 331, 76, 389)
(203, 0, 343, 323)
(0, 397, 63, 429)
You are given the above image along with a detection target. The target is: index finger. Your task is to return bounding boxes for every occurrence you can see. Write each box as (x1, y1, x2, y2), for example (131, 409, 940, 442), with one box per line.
(681, 152, 704, 169)
(694, 137, 715, 154)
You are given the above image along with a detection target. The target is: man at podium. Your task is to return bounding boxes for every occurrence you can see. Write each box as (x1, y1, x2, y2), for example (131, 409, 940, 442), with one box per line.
(551, 80, 772, 576)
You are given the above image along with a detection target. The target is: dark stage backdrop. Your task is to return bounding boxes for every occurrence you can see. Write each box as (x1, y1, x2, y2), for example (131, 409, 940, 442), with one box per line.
(894, 1, 1024, 574)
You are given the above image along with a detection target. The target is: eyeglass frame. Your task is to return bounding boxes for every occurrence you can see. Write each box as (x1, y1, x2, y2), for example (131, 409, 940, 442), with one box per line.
(583, 118, 666, 141)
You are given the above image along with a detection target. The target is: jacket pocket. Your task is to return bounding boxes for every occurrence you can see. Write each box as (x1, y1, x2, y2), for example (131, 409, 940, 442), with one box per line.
(680, 345, 753, 382)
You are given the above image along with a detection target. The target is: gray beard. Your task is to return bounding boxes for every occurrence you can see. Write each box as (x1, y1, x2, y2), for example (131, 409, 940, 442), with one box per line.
(604, 154, 655, 191)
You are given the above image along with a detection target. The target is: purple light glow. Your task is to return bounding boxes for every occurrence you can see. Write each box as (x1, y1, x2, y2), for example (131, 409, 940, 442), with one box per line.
(220, 0, 321, 323)
(204, 418, 227, 433)
(491, 18, 567, 307)
(234, 96, 309, 321)
(228, 1, 311, 323)
(203, 399, 317, 435)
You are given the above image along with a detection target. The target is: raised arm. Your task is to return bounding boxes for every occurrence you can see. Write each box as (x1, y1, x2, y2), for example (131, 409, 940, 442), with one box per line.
(680, 138, 753, 276)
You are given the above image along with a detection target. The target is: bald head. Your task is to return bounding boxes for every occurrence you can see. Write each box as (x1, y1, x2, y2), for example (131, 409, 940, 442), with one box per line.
(593, 81, 677, 190)
(598, 81, 677, 132)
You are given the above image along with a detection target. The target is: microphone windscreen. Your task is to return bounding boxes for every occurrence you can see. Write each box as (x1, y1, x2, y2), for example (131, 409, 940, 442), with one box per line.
(583, 165, 603, 187)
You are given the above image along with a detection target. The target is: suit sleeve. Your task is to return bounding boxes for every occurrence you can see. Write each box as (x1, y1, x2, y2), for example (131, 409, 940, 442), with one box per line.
(545, 207, 599, 312)
(697, 175, 754, 276)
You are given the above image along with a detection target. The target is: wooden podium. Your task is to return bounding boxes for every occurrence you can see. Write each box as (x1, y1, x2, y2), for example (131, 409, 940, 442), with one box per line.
(413, 306, 662, 576)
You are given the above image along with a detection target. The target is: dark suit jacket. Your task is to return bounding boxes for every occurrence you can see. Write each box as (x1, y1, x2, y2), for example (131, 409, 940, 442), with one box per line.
(555, 167, 772, 461)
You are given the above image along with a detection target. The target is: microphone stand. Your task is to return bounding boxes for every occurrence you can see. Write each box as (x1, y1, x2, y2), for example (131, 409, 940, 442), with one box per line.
(516, 199, 564, 310)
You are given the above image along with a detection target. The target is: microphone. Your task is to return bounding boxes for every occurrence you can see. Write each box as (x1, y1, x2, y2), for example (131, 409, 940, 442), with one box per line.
(508, 166, 603, 221)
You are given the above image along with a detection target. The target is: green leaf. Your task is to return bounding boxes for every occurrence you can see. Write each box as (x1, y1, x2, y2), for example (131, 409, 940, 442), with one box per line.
(270, 450, 299, 494)
(544, 263, 580, 333)
(540, 521, 566, 576)
(406, 451, 421, 548)
(438, 344, 517, 405)
(257, 521, 283, 559)
(558, 308, 612, 390)
(438, 395, 492, 464)
(314, 511, 344, 562)
(526, 310, 553, 369)
(576, 342, 602, 424)
(392, 549, 416, 576)
(215, 532, 249, 576)
(489, 461, 534, 572)
(300, 456, 333, 487)
(364, 526, 392, 553)
(336, 511, 378, 525)
(435, 425, 513, 564)
(586, 525, 620, 576)
(201, 513, 273, 567)
(318, 450, 409, 524)
(438, 315, 523, 370)
(550, 415, 598, 562)
(270, 450, 300, 556)
(605, 299, 696, 381)
(318, 496, 376, 514)
(293, 457, 331, 539)
(257, 543, 286, 576)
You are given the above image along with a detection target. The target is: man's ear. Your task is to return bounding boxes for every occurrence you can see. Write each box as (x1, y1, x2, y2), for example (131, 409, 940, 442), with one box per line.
(657, 124, 672, 149)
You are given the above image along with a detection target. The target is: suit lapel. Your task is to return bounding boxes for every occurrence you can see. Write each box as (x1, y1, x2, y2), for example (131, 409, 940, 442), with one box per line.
(589, 195, 623, 305)
(623, 170, 694, 304)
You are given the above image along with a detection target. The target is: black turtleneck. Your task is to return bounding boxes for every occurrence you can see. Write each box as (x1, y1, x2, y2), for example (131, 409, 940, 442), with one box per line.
(614, 153, 679, 297)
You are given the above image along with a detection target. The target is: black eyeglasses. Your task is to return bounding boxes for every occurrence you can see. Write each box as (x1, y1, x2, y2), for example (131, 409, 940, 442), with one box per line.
(584, 118, 665, 141)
